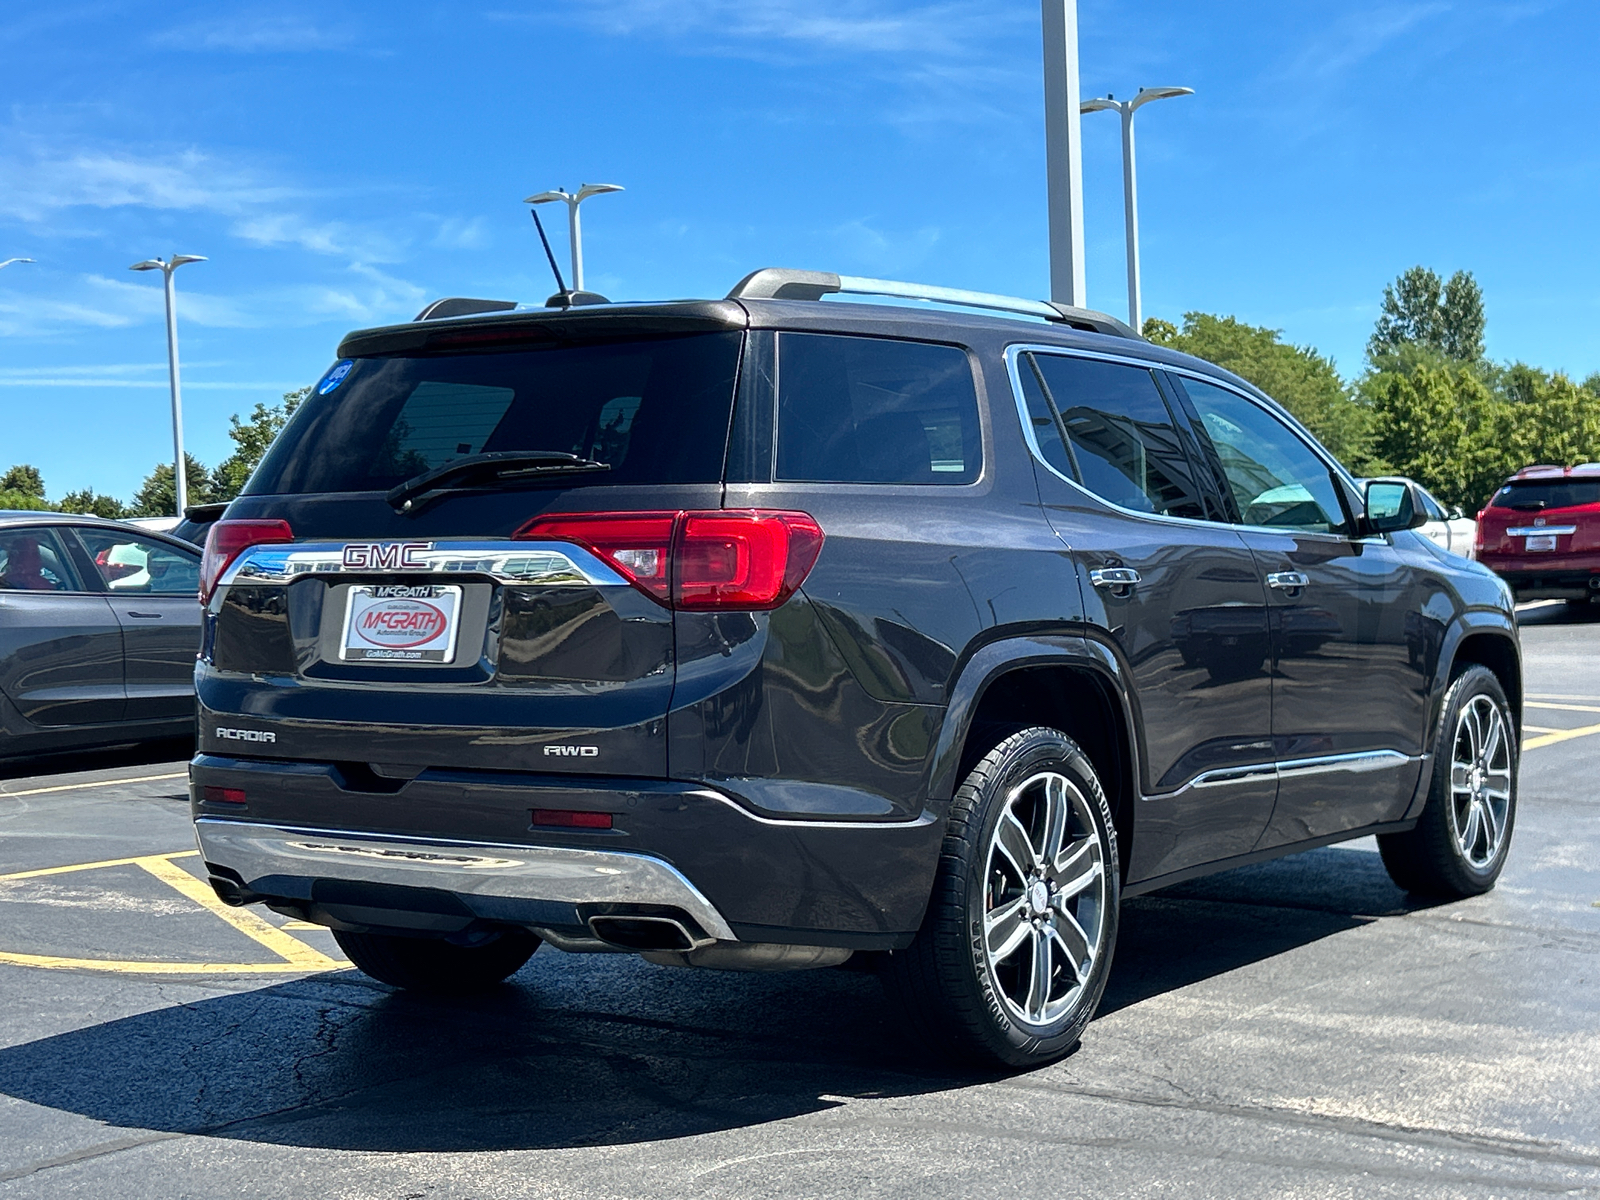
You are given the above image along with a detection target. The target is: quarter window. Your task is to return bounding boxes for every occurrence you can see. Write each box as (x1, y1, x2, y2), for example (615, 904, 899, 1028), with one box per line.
(1019, 353, 1208, 520)
(1178, 378, 1350, 536)
(775, 333, 981, 484)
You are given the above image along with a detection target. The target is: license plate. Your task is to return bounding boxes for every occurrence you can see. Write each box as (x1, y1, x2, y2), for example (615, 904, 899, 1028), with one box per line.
(1525, 534, 1558, 552)
(340, 585, 462, 663)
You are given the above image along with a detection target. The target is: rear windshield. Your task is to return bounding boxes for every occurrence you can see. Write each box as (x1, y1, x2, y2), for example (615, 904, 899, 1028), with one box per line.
(246, 333, 743, 495)
(1489, 480, 1600, 510)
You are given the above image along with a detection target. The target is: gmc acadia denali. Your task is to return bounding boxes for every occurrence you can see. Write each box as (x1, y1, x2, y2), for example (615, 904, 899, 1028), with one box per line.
(191, 269, 1521, 1067)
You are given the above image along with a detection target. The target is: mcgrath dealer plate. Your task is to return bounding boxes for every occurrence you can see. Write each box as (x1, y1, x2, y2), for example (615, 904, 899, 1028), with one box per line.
(1525, 534, 1558, 552)
(341, 584, 463, 663)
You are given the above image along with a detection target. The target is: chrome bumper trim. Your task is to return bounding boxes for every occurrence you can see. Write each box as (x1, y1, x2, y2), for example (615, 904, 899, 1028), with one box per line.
(193, 818, 737, 941)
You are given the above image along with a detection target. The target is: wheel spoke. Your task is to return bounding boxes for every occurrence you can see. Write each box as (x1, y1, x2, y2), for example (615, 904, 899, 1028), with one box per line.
(1450, 762, 1473, 797)
(1479, 795, 1502, 848)
(985, 894, 1031, 961)
(1048, 906, 1092, 977)
(1051, 837, 1103, 899)
(1039, 774, 1070, 866)
(995, 811, 1039, 881)
(1025, 927, 1052, 1022)
(1460, 801, 1482, 857)
(1481, 709, 1504, 767)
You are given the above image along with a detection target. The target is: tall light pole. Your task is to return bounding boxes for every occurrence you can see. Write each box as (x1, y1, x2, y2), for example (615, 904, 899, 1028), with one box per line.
(0, 258, 34, 270)
(129, 255, 206, 517)
(523, 183, 623, 293)
(1041, 0, 1086, 307)
(1081, 86, 1193, 332)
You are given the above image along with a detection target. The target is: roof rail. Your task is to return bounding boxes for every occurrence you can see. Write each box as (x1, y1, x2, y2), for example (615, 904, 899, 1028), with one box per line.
(414, 297, 519, 322)
(727, 268, 1138, 338)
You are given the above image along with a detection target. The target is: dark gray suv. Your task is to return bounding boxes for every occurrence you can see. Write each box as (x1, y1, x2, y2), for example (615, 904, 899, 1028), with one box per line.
(191, 269, 1521, 1067)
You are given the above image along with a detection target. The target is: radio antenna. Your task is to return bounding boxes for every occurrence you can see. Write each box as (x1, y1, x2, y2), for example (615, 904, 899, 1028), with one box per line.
(529, 207, 570, 302)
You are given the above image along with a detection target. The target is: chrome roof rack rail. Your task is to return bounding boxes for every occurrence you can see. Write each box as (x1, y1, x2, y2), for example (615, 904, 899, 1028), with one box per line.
(726, 268, 1139, 339)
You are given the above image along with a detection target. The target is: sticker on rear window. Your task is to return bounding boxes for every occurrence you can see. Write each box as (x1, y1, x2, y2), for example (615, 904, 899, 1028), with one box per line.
(318, 359, 355, 395)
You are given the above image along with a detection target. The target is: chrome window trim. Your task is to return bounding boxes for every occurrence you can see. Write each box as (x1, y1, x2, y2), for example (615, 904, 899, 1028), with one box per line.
(1002, 342, 1364, 544)
(1149, 749, 1419, 800)
(217, 539, 629, 595)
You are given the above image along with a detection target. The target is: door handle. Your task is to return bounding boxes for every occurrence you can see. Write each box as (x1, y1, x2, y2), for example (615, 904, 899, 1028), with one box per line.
(125, 611, 163, 618)
(1090, 567, 1141, 595)
(1266, 572, 1310, 592)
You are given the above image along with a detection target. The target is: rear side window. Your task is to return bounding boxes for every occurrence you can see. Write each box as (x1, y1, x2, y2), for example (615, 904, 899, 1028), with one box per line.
(775, 333, 981, 484)
(1019, 352, 1208, 520)
(1491, 480, 1600, 510)
(0, 528, 83, 592)
(74, 530, 200, 595)
(246, 333, 742, 494)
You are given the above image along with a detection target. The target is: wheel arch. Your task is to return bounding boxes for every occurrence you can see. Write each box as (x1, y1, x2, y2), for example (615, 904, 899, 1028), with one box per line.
(1439, 620, 1523, 741)
(929, 636, 1139, 882)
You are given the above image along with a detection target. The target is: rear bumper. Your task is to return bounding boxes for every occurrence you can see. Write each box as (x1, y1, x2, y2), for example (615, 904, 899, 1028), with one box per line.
(189, 755, 945, 949)
(1480, 564, 1600, 601)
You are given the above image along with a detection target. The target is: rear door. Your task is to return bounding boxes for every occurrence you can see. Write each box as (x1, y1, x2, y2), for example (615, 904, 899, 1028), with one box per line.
(71, 528, 202, 722)
(1172, 375, 1430, 844)
(0, 526, 125, 727)
(203, 329, 744, 777)
(1014, 349, 1277, 881)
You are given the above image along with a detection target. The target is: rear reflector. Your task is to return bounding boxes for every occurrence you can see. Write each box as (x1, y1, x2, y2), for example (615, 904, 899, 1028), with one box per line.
(515, 509, 824, 611)
(200, 518, 294, 604)
(532, 809, 614, 829)
(203, 786, 247, 805)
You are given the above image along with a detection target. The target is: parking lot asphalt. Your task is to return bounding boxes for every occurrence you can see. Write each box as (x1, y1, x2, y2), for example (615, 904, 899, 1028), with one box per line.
(0, 604, 1597, 1199)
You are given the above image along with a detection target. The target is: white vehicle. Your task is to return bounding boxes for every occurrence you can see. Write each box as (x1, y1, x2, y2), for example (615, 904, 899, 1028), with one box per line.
(1416, 486, 1476, 557)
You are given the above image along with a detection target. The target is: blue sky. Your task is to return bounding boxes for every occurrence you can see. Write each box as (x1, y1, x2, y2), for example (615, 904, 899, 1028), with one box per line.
(3, 0, 1597, 502)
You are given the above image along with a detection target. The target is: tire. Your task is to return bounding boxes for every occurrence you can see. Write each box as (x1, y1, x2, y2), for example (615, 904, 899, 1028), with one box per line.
(333, 927, 539, 993)
(1378, 665, 1517, 898)
(882, 726, 1120, 1069)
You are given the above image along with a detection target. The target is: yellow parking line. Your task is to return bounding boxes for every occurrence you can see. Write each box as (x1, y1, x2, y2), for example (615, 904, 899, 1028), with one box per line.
(1525, 701, 1600, 715)
(136, 855, 342, 970)
(1523, 721, 1600, 752)
(0, 850, 344, 976)
(0, 850, 200, 880)
(0, 771, 186, 800)
(1526, 693, 1600, 703)
(1522, 724, 1562, 734)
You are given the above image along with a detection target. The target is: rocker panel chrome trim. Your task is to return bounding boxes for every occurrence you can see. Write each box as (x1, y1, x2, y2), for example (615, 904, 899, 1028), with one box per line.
(1148, 749, 1418, 800)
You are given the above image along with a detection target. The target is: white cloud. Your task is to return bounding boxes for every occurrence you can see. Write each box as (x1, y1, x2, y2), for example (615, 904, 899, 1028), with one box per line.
(150, 14, 355, 53)
(432, 216, 492, 251)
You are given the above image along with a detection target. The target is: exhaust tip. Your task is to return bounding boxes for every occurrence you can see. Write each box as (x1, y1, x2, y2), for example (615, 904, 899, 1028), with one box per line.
(587, 915, 704, 952)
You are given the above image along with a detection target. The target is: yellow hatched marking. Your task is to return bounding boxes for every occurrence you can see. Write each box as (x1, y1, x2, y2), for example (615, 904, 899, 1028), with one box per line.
(1523, 722, 1600, 752)
(0, 851, 343, 975)
(1522, 724, 1562, 734)
(0, 771, 186, 800)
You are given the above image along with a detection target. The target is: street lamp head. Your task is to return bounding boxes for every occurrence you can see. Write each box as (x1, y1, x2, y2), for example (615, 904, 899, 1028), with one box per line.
(1130, 86, 1194, 111)
(575, 183, 624, 202)
(1080, 97, 1119, 114)
(129, 258, 166, 272)
(170, 254, 207, 269)
(524, 190, 572, 206)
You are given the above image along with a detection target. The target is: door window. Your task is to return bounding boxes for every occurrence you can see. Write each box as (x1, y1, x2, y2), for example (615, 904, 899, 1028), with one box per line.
(74, 531, 201, 595)
(1019, 353, 1208, 519)
(1178, 378, 1351, 536)
(0, 528, 84, 592)
(775, 333, 981, 484)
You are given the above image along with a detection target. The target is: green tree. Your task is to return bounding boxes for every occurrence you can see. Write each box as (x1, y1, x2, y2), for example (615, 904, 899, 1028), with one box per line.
(1362, 363, 1513, 509)
(58, 489, 128, 519)
(209, 387, 308, 501)
(1367, 266, 1485, 363)
(131, 454, 214, 517)
(0, 464, 45, 497)
(1145, 312, 1374, 470)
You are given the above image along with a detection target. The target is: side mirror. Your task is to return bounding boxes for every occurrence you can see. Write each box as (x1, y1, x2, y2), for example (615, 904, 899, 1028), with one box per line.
(1363, 478, 1428, 535)
(1449, 505, 1465, 521)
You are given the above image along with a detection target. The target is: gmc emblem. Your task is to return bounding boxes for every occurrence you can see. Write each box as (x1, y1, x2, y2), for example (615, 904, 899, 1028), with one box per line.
(343, 542, 431, 569)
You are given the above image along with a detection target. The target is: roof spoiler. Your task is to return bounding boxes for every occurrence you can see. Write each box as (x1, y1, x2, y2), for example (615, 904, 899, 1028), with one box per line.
(726, 268, 1139, 339)
(414, 297, 520, 321)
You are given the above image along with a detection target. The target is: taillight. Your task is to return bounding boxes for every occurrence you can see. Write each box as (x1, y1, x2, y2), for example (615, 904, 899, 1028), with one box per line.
(515, 509, 824, 611)
(200, 518, 294, 604)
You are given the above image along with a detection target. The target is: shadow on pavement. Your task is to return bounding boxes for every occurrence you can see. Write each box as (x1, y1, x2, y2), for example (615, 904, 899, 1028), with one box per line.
(1516, 600, 1600, 626)
(0, 843, 1445, 1152)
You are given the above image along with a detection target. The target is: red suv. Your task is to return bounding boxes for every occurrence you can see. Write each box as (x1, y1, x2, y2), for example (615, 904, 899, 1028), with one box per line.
(1477, 464, 1600, 606)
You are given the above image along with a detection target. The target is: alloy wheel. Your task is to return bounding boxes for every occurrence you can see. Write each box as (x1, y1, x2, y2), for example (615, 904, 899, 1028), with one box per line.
(981, 769, 1108, 1028)
(1449, 694, 1513, 869)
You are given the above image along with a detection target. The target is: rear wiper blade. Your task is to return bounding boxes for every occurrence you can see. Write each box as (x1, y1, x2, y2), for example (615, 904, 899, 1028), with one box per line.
(387, 451, 610, 513)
